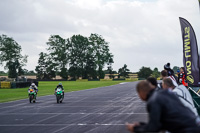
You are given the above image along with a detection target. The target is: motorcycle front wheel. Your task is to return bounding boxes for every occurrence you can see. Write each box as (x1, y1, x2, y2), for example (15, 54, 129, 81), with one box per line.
(56, 95, 60, 103)
(29, 95, 33, 103)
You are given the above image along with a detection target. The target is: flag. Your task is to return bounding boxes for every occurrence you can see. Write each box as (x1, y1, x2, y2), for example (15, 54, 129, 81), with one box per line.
(179, 17, 200, 87)
(199, 0, 200, 8)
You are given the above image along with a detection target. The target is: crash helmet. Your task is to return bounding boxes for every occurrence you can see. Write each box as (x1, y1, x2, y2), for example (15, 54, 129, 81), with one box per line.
(58, 82, 62, 86)
(31, 83, 35, 87)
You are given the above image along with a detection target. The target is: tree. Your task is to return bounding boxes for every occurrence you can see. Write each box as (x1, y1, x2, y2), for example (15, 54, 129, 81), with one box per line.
(118, 64, 130, 78)
(28, 70, 36, 75)
(107, 66, 114, 79)
(0, 71, 7, 76)
(106, 56, 114, 79)
(0, 71, 6, 74)
(59, 67, 68, 80)
(35, 52, 47, 79)
(35, 52, 56, 79)
(0, 34, 27, 79)
(152, 67, 160, 79)
(68, 35, 89, 79)
(138, 66, 153, 79)
(21, 69, 36, 75)
(84, 54, 97, 79)
(47, 35, 69, 79)
(89, 33, 113, 79)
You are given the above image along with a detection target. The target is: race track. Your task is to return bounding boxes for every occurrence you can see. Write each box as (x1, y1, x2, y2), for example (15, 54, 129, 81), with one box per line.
(0, 81, 147, 133)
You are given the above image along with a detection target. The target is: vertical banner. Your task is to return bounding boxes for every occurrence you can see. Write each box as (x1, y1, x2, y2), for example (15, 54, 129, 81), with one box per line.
(199, 0, 200, 8)
(179, 17, 200, 87)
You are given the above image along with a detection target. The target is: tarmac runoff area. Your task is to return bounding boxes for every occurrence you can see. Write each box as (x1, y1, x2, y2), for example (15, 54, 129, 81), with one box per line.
(0, 81, 147, 133)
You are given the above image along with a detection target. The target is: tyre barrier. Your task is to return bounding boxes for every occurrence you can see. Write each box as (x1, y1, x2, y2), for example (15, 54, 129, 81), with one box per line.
(0, 81, 38, 89)
(112, 78, 125, 81)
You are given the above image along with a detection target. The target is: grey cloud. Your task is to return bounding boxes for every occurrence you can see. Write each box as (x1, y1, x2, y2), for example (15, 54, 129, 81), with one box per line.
(0, 0, 199, 72)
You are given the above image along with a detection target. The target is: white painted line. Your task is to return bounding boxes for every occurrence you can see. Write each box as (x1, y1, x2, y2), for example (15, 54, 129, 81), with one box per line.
(64, 96, 137, 98)
(0, 113, 147, 115)
(0, 102, 29, 109)
(51, 101, 143, 102)
(77, 123, 87, 125)
(119, 82, 128, 85)
(52, 125, 69, 133)
(0, 124, 128, 126)
(0, 105, 145, 108)
(35, 114, 60, 124)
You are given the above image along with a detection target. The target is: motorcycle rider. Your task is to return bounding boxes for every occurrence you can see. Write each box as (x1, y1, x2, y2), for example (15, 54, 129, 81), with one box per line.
(29, 83, 38, 94)
(55, 82, 64, 96)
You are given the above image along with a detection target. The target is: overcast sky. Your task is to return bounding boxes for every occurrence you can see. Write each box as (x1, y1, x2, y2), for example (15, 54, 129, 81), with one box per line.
(0, 0, 200, 72)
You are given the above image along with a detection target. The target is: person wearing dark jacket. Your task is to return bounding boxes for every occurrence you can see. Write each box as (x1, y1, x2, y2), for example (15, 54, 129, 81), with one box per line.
(164, 63, 174, 76)
(147, 77, 161, 91)
(126, 81, 200, 133)
(164, 63, 178, 83)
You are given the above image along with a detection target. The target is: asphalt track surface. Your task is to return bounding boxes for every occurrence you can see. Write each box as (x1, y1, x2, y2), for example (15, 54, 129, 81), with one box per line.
(0, 81, 147, 133)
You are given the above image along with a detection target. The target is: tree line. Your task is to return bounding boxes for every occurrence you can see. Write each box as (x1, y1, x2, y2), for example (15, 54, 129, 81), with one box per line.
(0, 34, 114, 80)
(0, 34, 178, 80)
(35, 34, 114, 80)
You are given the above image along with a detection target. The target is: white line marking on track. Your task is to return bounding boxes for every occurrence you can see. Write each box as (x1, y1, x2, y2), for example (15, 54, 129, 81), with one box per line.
(0, 105, 145, 108)
(0, 103, 28, 109)
(0, 113, 147, 115)
(35, 114, 60, 124)
(0, 124, 127, 126)
(119, 82, 128, 84)
(51, 125, 69, 133)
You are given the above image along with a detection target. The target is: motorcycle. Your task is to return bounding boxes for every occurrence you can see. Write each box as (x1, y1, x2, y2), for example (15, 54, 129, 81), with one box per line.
(55, 87, 64, 103)
(28, 88, 37, 103)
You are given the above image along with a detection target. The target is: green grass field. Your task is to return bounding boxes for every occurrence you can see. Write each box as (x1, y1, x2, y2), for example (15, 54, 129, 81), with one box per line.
(0, 81, 128, 103)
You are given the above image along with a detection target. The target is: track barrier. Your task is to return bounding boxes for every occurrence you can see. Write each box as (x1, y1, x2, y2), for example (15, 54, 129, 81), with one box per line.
(0, 82, 11, 88)
(188, 87, 200, 116)
(0, 81, 38, 89)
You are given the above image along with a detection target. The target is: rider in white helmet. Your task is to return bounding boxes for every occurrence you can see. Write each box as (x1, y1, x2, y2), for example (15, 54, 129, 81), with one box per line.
(29, 83, 38, 94)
